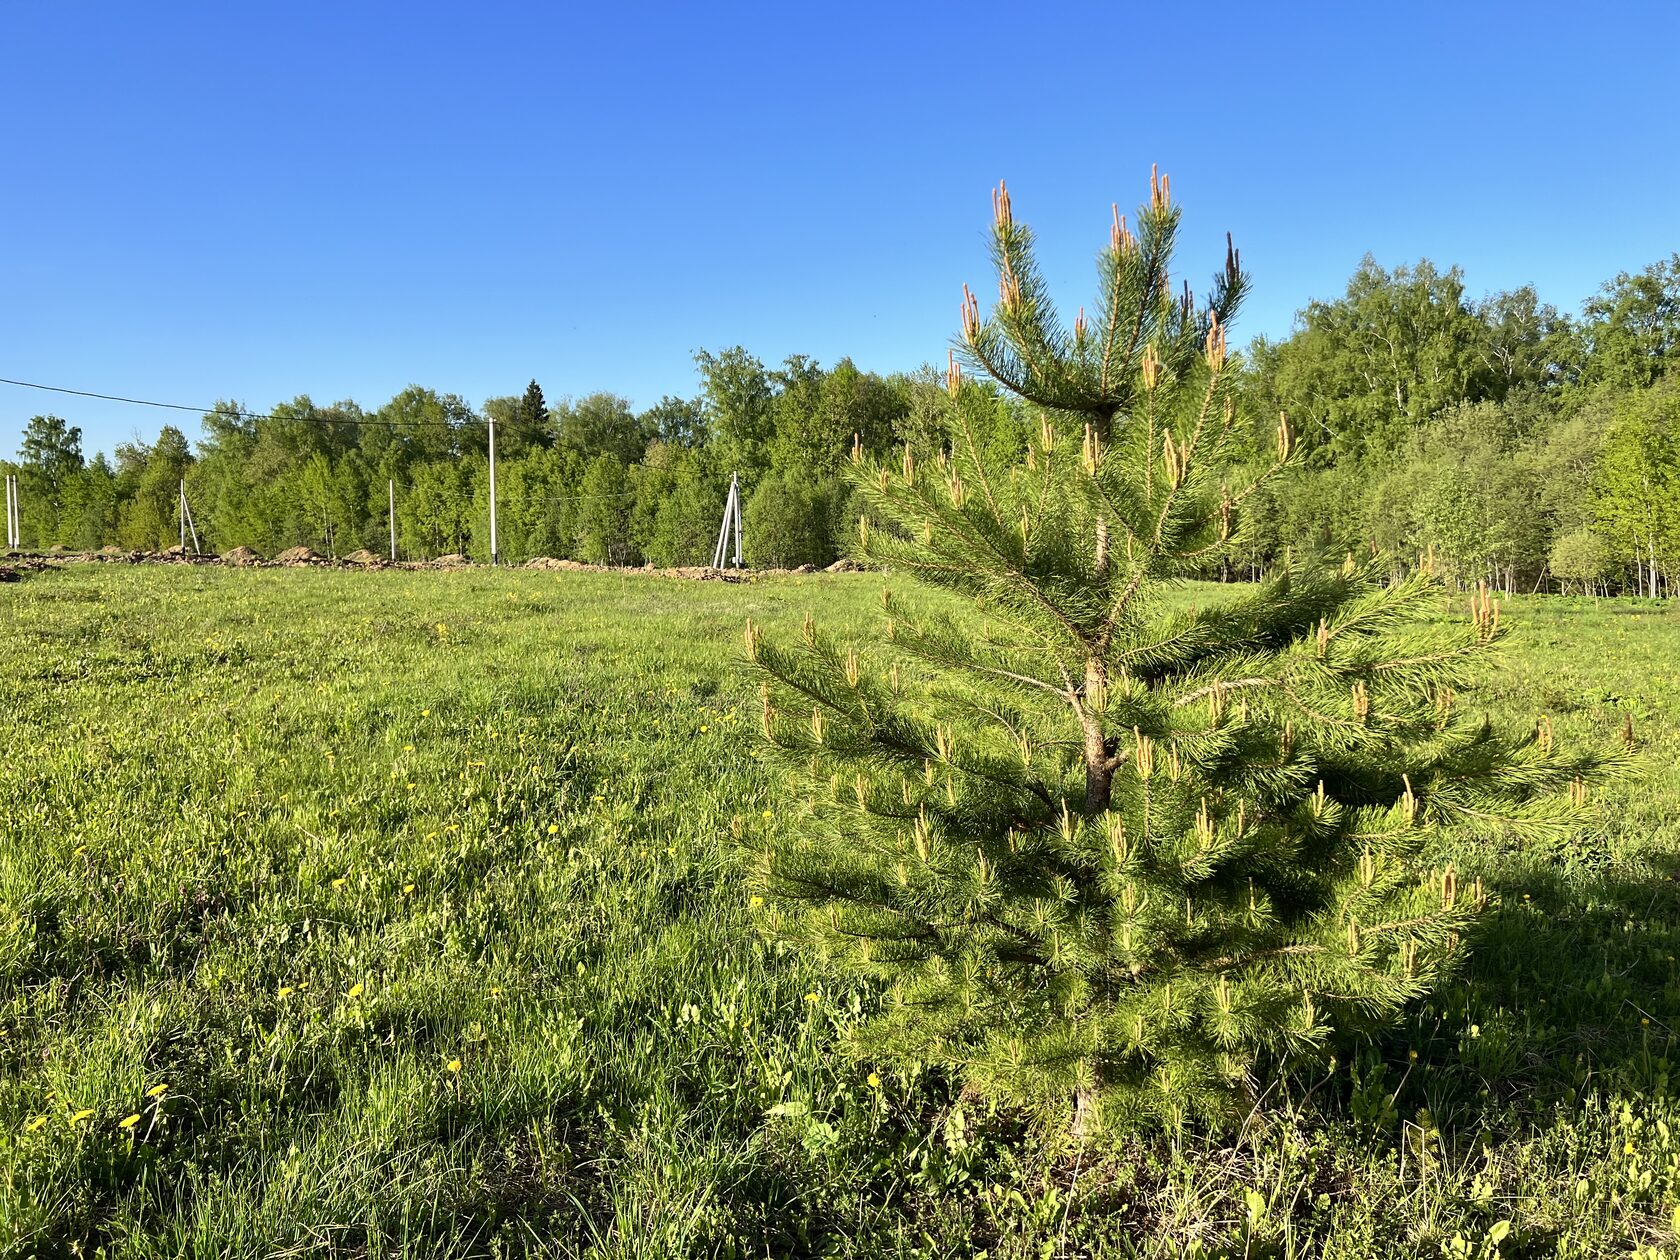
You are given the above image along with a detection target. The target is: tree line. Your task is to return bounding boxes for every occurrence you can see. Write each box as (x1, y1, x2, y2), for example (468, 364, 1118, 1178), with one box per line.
(4, 251, 1677, 589)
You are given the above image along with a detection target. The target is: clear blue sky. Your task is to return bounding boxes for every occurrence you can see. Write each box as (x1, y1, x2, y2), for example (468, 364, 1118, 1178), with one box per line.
(3, 1, 1677, 458)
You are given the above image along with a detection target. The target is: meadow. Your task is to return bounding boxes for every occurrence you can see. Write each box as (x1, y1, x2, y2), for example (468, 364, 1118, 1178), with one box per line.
(1, 564, 1677, 1258)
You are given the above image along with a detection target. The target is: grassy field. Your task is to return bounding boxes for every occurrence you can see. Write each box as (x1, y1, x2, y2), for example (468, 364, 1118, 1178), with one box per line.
(1, 565, 1678, 1258)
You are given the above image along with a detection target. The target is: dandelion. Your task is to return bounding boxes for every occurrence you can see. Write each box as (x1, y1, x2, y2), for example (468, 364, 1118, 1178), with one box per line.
(278, 986, 294, 1000)
(23, 1115, 47, 1132)
(421, 709, 431, 717)
(867, 1072, 881, 1089)
(804, 992, 821, 1004)
(762, 810, 774, 821)
(1408, 1049, 1419, 1062)
(446, 1058, 462, 1074)
(70, 1109, 94, 1125)
(146, 1084, 168, 1099)
(749, 895, 764, 909)
(331, 877, 346, 889)
(547, 824, 559, 835)
(404, 744, 414, 752)
(347, 982, 365, 1000)
(489, 986, 502, 998)
(118, 1114, 141, 1131)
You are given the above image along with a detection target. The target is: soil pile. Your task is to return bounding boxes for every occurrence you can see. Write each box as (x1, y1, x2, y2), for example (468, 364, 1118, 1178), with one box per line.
(221, 546, 262, 566)
(343, 549, 384, 567)
(274, 547, 322, 566)
(433, 553, 471, 567)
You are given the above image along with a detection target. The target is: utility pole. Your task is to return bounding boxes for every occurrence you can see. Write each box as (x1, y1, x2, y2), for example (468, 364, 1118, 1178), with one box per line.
(711, 472, 743, 569)
(487, 416, 498, 566)
(179, 480, 187, 552)
(4, 475, 14, 549)
(181, 483, 201, 555)
(388, 479, 397, 562)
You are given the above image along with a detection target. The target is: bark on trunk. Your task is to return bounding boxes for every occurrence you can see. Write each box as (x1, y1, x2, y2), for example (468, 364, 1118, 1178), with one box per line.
(1072, 1084, 1099, 1142)
(1082, 657, 1113, 814)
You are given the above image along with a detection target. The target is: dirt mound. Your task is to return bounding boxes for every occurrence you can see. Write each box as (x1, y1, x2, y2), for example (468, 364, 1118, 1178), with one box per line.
(274, 546, 322, 566)
(825, 558, 866, 573)
(221, 545, 262, 566)
(433, 552, 471, 567)
(158, 544, 188, 559)
(525, 557, 596, 571)
(342, 549, 384, 567)
(96, 545, 126, 557)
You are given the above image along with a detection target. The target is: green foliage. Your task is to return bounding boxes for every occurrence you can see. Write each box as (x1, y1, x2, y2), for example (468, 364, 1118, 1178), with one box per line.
(747, 177, 1613, 1133)
(574, 454, 637, 564)
(1575, 254, 1680, 389)
(744, 470, 840, 569)
(1548, 529, 1611, 593)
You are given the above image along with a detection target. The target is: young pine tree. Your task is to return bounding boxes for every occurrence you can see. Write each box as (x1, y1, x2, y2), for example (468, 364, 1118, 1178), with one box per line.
(745, 173, 1613, 1133)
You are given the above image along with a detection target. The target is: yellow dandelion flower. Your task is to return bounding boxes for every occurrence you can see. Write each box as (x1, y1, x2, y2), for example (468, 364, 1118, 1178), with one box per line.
(1626, 1141, 1637, 1155)
(331, 878, 346, 889)
(489, 986, 502, 998)
(118, 1114, 141, 1130)
(347, 982, 364, 1000)
(23, 1115, 47, 1132)
(749, 896, 764, 909)
(447, 1058, 462, 1074)
(700, 725, 709, 733)
(1408, 1049, 1419, 1061)
(867, 1072, 881, 1088)
(146, 1084, 168, 1098)
(804, 992, 821, 1003)
(278, 986, 294, 1000)
(70, 1109, 94, 1125)
(421, 709, 431, 716)
(547, 824, 559, 835)
(403, 883, 415, 894)
(762, 810, 774, 821)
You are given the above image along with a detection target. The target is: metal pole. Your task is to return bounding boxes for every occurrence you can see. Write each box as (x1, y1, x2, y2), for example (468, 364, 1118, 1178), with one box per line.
(731, 473, 743, 568)
(487, 417, 498, 565)
(183, 490, 201, 554)
(389, 480, 397, 562)
(179, 480, 187, 552)
(711, 477, 731, 569)
(5, 476, 13, 549)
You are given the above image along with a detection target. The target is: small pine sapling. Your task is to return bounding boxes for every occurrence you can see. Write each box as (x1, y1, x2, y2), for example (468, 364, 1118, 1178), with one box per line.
(745, 172, 1615, 1134)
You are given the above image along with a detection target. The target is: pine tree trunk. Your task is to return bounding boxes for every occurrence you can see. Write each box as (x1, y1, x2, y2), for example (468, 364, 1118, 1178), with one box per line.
(1083, 658, 1113, 814)
(1072, 1084, 1098, 1141)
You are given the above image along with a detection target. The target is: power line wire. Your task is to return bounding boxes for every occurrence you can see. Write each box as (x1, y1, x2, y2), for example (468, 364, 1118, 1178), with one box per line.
(0, 376, 462, 430)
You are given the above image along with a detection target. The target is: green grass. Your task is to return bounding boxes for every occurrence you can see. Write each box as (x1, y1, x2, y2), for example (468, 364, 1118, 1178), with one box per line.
(1, 566, 1678, 1258)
